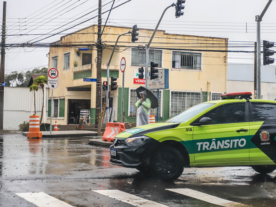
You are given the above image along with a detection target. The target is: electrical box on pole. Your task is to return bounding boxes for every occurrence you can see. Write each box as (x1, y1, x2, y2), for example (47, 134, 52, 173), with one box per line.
(263, 40, 275, 65)
(175, 0, 186, 18)
(131, 25, 139, 42)
(150, 62, 159, 80)
(111, 77, 117, 91)
(138, 67, 144, 79)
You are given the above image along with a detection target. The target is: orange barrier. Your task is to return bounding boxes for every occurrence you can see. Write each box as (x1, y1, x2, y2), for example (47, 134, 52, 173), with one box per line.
(54, 121, 58, 131)
(27, 115, 42, 139)
(102, 122, 126, 142)
(149, 115, 155, 124)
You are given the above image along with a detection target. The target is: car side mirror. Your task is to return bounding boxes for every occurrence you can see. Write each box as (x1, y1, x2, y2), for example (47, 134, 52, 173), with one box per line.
(199, 117, 212, 125)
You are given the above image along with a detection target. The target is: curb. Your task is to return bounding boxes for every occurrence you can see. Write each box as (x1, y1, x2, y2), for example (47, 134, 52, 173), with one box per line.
(88, 139, 112, 148)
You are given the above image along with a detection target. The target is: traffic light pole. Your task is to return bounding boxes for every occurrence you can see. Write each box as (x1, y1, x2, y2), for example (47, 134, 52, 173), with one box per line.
(255, 0, 273, 99)
(106, 31, 131, 122)
(145, 3, 175, 88)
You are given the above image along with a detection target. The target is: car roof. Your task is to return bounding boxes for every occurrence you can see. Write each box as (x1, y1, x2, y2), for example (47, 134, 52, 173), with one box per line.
(206, 99, 276, 104)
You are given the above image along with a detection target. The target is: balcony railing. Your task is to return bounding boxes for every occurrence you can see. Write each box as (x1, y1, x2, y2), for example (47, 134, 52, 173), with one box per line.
(72, 64, 92, 72)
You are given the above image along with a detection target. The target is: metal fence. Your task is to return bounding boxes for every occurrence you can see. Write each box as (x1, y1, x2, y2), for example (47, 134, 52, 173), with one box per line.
(128, 89, 222, 119)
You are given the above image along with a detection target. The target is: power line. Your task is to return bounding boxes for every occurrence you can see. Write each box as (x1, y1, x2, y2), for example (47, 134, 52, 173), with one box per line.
(4, 0, 68, 35)
(29, 0, 132, 44)
(23, 0, 114, 44)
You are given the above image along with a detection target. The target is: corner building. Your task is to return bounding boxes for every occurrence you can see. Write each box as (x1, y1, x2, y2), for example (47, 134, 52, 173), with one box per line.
(47, 25, 228, 125)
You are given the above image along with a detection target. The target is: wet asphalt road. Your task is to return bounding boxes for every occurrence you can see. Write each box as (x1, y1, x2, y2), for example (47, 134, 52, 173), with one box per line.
(0, 135, 276, 207)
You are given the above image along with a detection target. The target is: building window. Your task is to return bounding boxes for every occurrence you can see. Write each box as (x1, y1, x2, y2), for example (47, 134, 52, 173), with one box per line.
(128, 89, 163, 117)
(211, 93, 222, 100)
(170, 91, 201, 117)
(52, 56, 58, 68)
(82, 53, 92, 66)
(53, 99, 59, 118)
(63, 52, 70, 70)
(131, 48, 162, 67)
(172, 51, 202, 70)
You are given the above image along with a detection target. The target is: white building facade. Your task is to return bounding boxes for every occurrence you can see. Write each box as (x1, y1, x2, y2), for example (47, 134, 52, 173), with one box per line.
(227, 63, 276, 100)
(3, 87, 48, 130)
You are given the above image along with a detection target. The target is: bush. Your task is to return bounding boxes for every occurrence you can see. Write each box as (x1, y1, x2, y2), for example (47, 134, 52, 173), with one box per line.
(19, 121, 29, 131)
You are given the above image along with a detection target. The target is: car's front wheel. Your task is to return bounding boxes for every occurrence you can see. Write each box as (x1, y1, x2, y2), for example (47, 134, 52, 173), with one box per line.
(252, 165, 276, 174)
(151, 145, 184, 181)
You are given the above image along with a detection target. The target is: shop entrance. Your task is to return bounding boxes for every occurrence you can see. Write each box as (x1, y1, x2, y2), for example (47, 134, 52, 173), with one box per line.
(68, 99, 91, 124)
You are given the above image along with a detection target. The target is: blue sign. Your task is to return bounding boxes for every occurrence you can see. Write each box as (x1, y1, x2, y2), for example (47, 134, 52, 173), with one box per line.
(1, 83, 6, 87)
(83, 78, 97, 82)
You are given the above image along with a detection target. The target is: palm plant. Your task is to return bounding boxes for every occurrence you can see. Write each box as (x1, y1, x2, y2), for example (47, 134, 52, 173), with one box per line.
(33, 76, 47, 123)
(29, 84, 38, 115)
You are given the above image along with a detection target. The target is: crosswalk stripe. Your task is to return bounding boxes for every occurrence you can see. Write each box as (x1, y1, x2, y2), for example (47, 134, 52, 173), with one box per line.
(16, 192, 73, 207)
(93, 190, 168, 207)
(166, 188, 248, 207)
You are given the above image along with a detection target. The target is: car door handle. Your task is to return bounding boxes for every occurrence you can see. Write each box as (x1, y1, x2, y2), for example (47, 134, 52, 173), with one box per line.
(236, 129, 248, 132)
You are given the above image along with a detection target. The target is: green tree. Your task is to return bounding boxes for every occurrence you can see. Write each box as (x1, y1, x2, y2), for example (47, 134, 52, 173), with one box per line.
(34, 76, 47, 123)
(5, 67, 48, 87)
(29, 84, 38, 115)
(4, 71, 24, 86)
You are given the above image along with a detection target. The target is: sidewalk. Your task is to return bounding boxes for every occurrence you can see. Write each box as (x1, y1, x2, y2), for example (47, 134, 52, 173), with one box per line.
(0, 130, 22, 135)
(22, 130, 97, 138)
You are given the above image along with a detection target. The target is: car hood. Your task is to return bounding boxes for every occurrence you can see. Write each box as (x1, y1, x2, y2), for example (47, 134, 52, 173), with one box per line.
(116, 123, 179, 139)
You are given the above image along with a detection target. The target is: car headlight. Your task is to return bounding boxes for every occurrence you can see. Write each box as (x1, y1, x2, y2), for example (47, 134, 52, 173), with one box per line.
(125, 136, 151, 147)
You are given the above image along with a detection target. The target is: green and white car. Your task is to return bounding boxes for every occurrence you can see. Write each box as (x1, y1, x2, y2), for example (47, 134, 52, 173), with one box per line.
(110, 92, 276, 181)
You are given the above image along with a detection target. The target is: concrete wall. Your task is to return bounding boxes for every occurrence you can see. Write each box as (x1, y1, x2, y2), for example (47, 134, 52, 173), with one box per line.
(227, 80, 276, 100)
(228, 63, 276, 82)
(3, 87, 48, 130)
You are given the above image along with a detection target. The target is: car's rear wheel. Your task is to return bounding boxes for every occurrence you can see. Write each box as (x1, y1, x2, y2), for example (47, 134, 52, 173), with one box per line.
(151, 145, 184, 181)
(252, 165, 276, 174)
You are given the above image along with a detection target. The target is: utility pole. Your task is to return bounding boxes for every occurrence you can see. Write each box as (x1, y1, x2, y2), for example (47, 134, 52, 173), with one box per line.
(0, 1, 6, 130)
(96, 0, 103, 135)
(255, 0, 273, 99)
(254, 42, 257, 99)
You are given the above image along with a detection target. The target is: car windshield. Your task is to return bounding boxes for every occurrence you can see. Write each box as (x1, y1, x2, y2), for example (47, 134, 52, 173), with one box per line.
(166, 103, 215, 123)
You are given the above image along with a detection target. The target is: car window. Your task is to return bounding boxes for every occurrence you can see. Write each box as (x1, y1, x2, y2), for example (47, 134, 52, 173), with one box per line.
(166, 103, 215, 123)
(202, 103, 245, 125)
(251, 103, 276, 121)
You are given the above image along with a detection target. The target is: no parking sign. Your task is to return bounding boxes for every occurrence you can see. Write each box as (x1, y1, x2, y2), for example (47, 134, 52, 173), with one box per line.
(48, 68, 59, 89)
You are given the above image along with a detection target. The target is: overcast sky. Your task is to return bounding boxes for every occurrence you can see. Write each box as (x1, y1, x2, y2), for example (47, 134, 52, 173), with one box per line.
(2, 0, 276, 74)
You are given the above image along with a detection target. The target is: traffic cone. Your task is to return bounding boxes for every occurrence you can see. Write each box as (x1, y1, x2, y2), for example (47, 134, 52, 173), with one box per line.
(54, 121, 58, 131)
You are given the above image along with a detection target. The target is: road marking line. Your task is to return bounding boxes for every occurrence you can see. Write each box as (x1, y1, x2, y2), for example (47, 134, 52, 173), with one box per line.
(93, 190, 168, 207)
(16, 192, 73, 207)
(166, 188, 247, 207)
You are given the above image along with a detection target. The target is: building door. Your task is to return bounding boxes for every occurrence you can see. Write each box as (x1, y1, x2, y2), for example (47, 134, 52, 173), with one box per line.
(68, 99, 91, 124)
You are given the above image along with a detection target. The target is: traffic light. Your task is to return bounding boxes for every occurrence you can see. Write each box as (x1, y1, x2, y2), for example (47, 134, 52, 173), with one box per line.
(263, 40, 275, 65)
(131, 25, 139, 42)
(111, 77, 117, 91)
(150, 62, 159, 80)
(175, 0, 185, 18)
(138, 67, 144, 79)
(103, 81, 107, 91)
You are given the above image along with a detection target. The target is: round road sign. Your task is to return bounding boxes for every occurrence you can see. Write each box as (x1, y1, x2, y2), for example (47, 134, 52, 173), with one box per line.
(48, 68, 59, 79)
(120, 57, 126, 73)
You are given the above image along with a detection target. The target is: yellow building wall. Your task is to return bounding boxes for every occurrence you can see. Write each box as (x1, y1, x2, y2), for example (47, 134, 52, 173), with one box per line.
(47, 25, 227, 125)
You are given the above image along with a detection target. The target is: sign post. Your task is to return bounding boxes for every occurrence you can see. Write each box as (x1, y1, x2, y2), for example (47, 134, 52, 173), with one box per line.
(48, 68, 59, 134)
(148, 69, 169, 122)
(120, 57, 126, 122)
